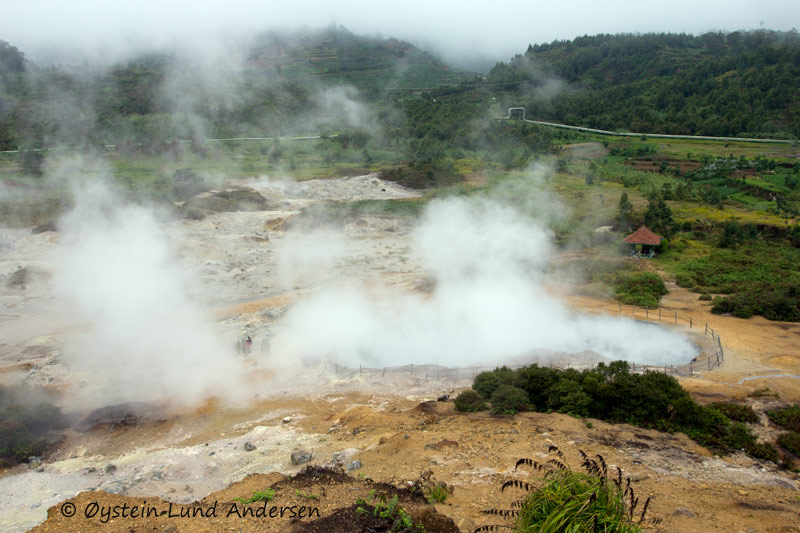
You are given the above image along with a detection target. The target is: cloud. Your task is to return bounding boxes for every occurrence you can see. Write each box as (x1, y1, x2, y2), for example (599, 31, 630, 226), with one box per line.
(52, 166, 247, 408)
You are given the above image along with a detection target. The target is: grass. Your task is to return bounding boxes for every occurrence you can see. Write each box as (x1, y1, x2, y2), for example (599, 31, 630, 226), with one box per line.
(480, 447, 659, 533)
(234, 489, 276, 504)
(426, 485, 449, 504)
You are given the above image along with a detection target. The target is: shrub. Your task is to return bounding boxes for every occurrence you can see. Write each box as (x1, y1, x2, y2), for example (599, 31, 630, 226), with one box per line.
(777, 432, 800, 456)
(473, 366, 517, 399)
(709, 402, 759, 424)
(490, 385, 529, 415)
(454, 390, 487, 412)
(614, 272, 667, 309)
(427, 485, 449, 504)
(747, 441, 779, 463)
(768, 405, 800, 432)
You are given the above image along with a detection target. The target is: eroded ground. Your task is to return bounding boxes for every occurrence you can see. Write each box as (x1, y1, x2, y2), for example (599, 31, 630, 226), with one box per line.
(2, 173, 800, 532)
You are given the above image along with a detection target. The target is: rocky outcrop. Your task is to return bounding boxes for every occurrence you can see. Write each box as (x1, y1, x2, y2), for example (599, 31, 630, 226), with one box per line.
(184, 187, 273, 212)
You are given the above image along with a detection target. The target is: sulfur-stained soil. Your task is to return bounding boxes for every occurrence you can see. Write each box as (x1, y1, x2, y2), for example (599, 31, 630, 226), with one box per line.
(4, 173, 800, 532)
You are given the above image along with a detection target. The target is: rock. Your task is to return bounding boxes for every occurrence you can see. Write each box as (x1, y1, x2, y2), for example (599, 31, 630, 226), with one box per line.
(378, 437, 387, 445)
(243, 442, 256, 452)
(105, 464, 117, 474)
(32, 222, 58, 234)
(673, 507, 696, 518)
(629, 473, 649, 482)
(185, 187, 272, 212)
(434, 439, 459, 449)
(282, 416, 292, 424)
(437, 394, 450, 402)
(352, 427, 360, 436)
(28, 456, 42, 468)
(79, 401, 161, 430)
(456, 517, 475, 531)
(346, 460, 362, 472)
(291, 450, 312, 465)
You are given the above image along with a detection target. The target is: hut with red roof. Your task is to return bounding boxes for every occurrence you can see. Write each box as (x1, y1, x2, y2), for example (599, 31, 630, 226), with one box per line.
(623, 225, 663, 258)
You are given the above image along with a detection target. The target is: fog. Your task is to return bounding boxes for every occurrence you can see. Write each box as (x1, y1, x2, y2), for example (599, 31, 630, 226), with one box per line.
(51, 162, 249, 408)
(268, 165, 697, 372)
(3, 1, 798, 69)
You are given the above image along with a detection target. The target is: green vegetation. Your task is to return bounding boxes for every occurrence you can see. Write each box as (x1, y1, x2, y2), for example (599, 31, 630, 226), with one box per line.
(767, 405, 800, 432)
(0, 385, 66, 466)
(234, 489, 276, 504)
(708, 402, 760, 424)
(355, 490, 424, 532)
(490, 385, 530, 415)
(295, 489, 320, 501)
(482, 448, 659, 532)
(465, 363, 778, 462)
(673, 242, 800, 321)
(491, 31, 800, 138)
(614, 271, 667, 308)
(453, 390, 487, 412)
(426, 485, 449, 504)
(776, 432, 800, 457)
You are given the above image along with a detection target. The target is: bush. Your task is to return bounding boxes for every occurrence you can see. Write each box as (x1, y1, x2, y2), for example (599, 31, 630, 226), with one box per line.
(454, 390, 487, 412)
(614, 272, 667, 309)
(490, 385, 529, 415)
(767, 405, 800, 432)
(777, 432, 800, 456)
(473, 366, 517, 399)
(709, 402, 759, 423)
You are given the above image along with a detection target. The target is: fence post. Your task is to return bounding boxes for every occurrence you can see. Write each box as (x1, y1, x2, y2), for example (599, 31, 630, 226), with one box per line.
(690, 317, 692, 328)
(659, 308, 662, 320)
(619, 303, 622, 315)
(646, 308, 648, 319)
(674, 311, 677, 324)
(705, 323, 708, 334)
(360, 364, 362, 376)
(689, 360, 693, 376)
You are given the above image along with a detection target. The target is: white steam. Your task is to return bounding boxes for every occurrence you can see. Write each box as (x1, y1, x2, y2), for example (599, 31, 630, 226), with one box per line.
(268, 195, 697, 370)
(53, 180, 246, 407)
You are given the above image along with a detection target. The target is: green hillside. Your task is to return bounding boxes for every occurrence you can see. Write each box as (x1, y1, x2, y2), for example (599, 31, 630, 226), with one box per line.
(488, 31, 800, 138)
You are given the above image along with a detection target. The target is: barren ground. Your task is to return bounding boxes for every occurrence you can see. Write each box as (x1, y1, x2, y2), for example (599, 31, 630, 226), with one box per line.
(2, 173, 800, 532)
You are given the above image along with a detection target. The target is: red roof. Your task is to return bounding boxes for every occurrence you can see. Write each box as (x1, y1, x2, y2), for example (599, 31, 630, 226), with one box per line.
(623, 226, 663, 246)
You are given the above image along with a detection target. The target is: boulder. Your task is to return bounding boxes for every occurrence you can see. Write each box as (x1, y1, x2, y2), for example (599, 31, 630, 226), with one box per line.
(291, 450, 312, 465)
(185, 187, 273, 212)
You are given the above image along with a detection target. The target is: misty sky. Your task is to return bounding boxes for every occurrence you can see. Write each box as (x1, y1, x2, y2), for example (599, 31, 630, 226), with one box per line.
(3, 1, 799, 68)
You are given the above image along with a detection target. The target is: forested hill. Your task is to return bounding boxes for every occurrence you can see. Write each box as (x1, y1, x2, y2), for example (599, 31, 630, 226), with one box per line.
(0, 26, 468, 150)
(488, 31, 800, 138)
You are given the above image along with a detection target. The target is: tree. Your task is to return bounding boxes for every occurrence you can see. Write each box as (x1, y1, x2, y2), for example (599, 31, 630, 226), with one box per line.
(616, 191, 633, 231)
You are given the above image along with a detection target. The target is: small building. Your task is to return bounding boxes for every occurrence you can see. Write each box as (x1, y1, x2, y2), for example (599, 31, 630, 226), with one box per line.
(623, 225, 663, 258)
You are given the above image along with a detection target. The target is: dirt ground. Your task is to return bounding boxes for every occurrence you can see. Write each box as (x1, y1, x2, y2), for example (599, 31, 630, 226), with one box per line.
(4, 173, 800, 532)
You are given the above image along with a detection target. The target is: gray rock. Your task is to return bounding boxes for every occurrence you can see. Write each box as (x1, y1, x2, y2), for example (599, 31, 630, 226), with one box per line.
(105, 464, 117, 474)
(291, 450, 312, 465)
(185, 187, 272, 212)
(28, 456, 42, 468)
(672, 507, 695, 518)
(243, 442, 256, 452)
(346, 460, 362, 472)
